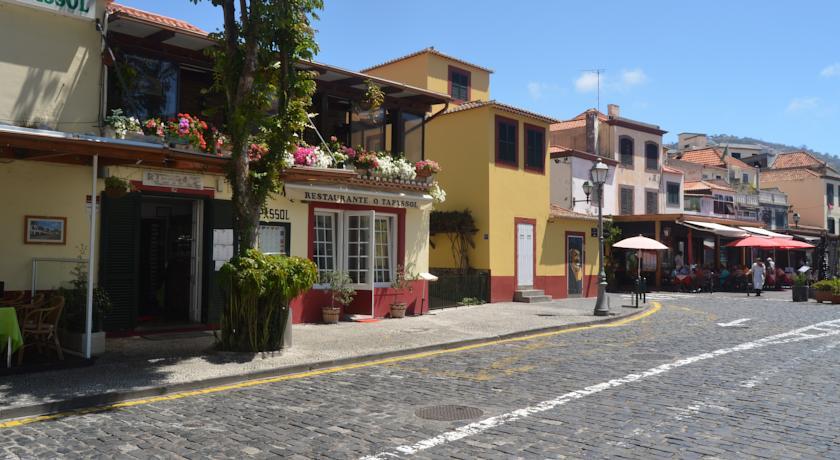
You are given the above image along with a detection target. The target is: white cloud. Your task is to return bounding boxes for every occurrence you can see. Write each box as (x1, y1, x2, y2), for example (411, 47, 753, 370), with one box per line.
(820, 63, 840, 77)
(786, 97, 819, 113)
(620, 68, 647, 86)
(575, 72, 601, 93)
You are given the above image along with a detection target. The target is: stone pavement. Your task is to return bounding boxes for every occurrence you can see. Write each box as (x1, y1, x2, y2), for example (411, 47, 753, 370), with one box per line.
(0, 296, 639, 419)
(4, 290, 840, 458)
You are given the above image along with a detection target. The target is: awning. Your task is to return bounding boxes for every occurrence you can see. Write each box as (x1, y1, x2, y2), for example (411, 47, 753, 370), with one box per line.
(680, 220, 749, 238)
(739, 226, 793, 239)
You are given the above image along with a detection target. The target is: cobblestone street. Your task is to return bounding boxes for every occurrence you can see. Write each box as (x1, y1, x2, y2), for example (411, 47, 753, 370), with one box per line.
(4, 292, 840, 459)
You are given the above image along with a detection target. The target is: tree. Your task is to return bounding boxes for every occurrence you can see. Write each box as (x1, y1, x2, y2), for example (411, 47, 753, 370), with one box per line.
(193, 0, 322, 255)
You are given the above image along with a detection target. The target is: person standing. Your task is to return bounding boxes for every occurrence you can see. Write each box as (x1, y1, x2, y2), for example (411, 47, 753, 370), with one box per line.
(750, 258, 766, 296)
(767, 257, 775, 271)
(674, 251, 684, 269)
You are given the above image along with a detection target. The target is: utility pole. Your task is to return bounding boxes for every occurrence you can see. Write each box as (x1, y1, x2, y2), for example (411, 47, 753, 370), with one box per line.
(582, 68, 605, 111)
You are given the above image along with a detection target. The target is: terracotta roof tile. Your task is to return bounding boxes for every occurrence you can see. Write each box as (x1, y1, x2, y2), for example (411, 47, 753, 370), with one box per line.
(108, 2, 208, 36)
(684, 180, 734, 192)
(678, 147, 752, 169)
(759, 168, 822, 182)
(771, 151, 824, 169)
(360, 47, 494, 74)
(441, 100, 559, 124)
(550, 119, 586, 131)
(661, 165, 684, 175)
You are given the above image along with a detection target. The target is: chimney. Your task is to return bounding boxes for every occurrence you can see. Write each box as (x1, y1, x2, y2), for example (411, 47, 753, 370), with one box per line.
(607, 104, 620, 118)
(585, 110, 596, 154)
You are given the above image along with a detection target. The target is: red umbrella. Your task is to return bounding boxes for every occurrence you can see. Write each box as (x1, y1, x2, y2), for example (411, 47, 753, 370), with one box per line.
(725, 236, 783, 248)
(725, 236, 815, 249)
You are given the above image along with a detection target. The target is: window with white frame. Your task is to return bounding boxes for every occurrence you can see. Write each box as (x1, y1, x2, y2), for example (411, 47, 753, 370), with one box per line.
(313, 210, 396, 286)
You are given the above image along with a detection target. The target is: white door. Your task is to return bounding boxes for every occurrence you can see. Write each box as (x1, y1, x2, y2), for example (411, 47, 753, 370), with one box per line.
(517, 223, 534, 287)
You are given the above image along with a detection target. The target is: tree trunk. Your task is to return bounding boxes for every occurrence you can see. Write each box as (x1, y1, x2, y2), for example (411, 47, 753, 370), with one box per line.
(231, 143, 259, 255)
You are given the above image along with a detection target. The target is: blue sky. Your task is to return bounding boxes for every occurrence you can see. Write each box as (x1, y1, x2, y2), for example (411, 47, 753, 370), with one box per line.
(119, 0, 840, 154)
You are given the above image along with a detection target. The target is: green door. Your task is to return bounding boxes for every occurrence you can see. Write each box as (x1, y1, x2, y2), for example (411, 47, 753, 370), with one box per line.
(100, 193, 141, 331)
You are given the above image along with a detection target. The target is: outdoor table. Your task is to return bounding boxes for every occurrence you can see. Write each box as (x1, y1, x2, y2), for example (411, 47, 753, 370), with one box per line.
(0, 306, 23, 367)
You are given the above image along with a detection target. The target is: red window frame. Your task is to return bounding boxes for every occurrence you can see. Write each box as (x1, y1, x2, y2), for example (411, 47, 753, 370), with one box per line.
(495, 115, 519, 169)
(448, 65, 471, 103)
(524, 123, 546, 174)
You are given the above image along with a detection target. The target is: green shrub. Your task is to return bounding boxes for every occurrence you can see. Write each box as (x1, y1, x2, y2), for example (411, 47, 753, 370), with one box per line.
(812, 279, 840, 294)
(457, 297, 483, 306)
(321, 271, 356, 308)
(792, 273, 808, 287)
(218, 249, 317, 352)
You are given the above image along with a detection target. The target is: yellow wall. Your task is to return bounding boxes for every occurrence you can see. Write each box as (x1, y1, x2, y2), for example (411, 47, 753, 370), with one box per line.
(0, 0, 105, 133)
(0, 160, 99, 291)
(426, 106, 491, 270)
(364, 51, 491, 104)
(486, 109, 553, 277)
(762, 175, 825, 229)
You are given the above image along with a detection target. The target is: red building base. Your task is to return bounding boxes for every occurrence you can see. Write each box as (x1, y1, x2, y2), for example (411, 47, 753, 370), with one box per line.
(489, 275, 598, 302)
(290, 280, 429, 323)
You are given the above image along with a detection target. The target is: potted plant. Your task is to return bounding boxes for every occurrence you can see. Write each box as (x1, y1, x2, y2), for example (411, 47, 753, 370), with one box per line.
(389, 265, 415, 318)
(354, 151, 379, 177)
(321, 271, 356, 324)
(792, 274, 809, 302)
(812, 279, 840, 303)
(104, 176, 130, 198)
(58, 246, 112, 356)
(165, 113, 209, 152)
(415, 160, 441, 179)
(104, 109, 142, 140)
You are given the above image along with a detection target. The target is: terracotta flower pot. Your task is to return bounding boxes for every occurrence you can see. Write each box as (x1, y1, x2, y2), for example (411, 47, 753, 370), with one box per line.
(322, 307, 340, 324)
(416, 169, 433, 178)
(104, 186, 128, 199)
(814, 290, 839, 303)
(390, 302, 407, 319)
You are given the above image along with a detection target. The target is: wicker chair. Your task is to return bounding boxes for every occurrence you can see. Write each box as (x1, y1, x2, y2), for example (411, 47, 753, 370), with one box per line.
(17, 296, 64, 365)
(0, 291, 26, 306)
(13, 293, 45, 324)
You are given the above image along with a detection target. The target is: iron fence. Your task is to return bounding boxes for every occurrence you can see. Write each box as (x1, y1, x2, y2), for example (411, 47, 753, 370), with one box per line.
(428, 270, 490, 310)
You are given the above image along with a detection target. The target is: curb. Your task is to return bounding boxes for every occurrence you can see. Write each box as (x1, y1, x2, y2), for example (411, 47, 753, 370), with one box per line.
(1, 305, 651, 422)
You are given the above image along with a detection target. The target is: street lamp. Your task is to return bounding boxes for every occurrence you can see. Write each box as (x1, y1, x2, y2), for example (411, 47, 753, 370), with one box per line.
(792, 212, 800, 228)
(590, 160, 610, 316)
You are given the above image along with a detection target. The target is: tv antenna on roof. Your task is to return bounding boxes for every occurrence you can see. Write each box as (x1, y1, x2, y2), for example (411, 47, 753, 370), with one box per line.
(582, 68, 605, 111)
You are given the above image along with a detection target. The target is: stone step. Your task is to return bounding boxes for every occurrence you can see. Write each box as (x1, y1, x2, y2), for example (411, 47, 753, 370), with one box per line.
(514, 289, 544, 298)
(517, 295, 553, 303)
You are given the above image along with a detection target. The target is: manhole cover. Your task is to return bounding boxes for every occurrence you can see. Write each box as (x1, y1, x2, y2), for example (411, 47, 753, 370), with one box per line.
(630, 353, 674, 361)
(415, 405, 484, 421)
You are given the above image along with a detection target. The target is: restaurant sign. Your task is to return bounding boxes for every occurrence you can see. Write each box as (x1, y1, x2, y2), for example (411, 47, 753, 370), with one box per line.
(300, 190, 421, 209)
(3, 0, 97, 20)
(142, 170, 204, 191)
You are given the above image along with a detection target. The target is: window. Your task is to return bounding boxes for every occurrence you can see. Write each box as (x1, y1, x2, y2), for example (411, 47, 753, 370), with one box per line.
(645, 190, 658, 214)
(313, 213, 337, 277)
(742, 173, 749, 184)
(109, 53, 178, 120)
(774, 210, 786, 229)
(524, 124, 545, 172)
(829, 218, 836, 235)
(762, 209, 773, 226)
(313, 211, 397, 286)
(400, 112, 424, 163)
(666, 182, 680, 206)
(620, 187, 634, 215)
(351, 105, 385, 152)
(645, 142, 659, 170)
(684, 196, 701, 212)
(828, 183, 835, 207)
(257, 223, 290, 256)
(731, 152, 742, 159)
(448, 66, 471, 101)
(714, 194, 735, 215)
(496, 116, 518, 167)
(619, 136, 634, 167)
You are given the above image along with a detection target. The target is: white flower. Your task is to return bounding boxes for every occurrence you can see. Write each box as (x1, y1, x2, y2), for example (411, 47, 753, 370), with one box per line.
(282, 151, 294, 169)
(429, 182, 446, 204)
(312, 146, 333, 168)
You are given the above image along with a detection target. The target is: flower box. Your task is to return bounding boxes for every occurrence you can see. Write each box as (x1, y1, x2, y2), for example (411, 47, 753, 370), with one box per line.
(814, 290, 840, 303)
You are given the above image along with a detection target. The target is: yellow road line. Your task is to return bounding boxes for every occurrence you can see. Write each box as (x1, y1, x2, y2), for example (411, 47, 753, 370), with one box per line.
(1, 302, 661, 429)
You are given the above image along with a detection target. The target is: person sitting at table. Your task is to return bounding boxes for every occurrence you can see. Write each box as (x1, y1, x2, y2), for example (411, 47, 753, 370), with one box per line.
(775, 267, 790, 288)
(719, 266, 731, 289)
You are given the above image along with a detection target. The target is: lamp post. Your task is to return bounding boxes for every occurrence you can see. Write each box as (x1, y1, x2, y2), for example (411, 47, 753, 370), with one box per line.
(792, 212, 800, 228)
(590, 160, 610, 316)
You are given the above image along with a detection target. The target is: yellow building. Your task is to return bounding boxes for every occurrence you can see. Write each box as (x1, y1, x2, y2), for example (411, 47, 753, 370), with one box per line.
(365, 49, 600, 301)
(0, 4, 447, 332)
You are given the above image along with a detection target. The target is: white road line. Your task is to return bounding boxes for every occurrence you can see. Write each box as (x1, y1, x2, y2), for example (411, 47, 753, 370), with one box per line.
(360, 318, 840, 459)
(717, 318, 752, 327)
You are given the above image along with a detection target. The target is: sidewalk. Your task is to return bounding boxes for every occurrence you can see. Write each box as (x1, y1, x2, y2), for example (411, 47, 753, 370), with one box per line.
(0, 298, 646, 420)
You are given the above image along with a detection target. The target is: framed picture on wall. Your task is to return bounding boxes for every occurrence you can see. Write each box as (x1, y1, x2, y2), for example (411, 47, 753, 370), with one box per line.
(24, 216, 66, 245)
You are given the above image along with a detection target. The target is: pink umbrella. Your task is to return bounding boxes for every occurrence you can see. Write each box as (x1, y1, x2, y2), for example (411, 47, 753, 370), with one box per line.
(725, 236, 814, 249)
(772, 238, 814, 249)
(612, 235, 669, 279)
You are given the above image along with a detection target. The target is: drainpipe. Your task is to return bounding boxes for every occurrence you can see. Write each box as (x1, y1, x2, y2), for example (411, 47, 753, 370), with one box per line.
(97, 8, 111, 135)
(85, 154, 98, 359)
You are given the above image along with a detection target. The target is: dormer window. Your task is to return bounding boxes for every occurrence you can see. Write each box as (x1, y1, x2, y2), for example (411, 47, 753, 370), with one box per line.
(448, 66, 471, 102)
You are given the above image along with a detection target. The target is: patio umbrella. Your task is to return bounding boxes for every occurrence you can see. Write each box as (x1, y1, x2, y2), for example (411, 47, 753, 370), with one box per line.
(612, 235, 669, 279)
(772, 238, 814, 249)
(725, 236, 815, 249)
